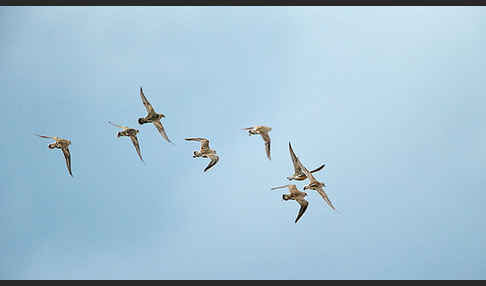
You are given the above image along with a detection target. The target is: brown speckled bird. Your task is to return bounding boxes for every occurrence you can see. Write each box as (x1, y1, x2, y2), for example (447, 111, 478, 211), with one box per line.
(108, 121, 144, 162)
(242, 125, 272, 160)
(137, 87, 173, 144)
(296, 155, 335, 211)
(184, 137, 219, 172)
(35, 134, 73, 177)
(271, 184, 309, 223)
(287, 142, 325, 181)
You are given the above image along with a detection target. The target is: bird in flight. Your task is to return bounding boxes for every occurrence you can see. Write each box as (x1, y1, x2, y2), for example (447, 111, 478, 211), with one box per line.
(296, 155, 335, 211)
(34, 134, 73, 177)
(137, 87, 173, 144)
(271, 184, 309, 223)
(184, 137, 219, 172)
(242, 125, 272, 160)
(287, 142, 325, 181)
(108, 121, 144, 162)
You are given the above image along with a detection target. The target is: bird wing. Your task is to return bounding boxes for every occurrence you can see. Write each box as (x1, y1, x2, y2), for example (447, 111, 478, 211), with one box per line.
(139, 87, 155, 114)
(241, 127, 254, 131)
(185, 137, 210, 152)
(316, 186, 335, 210)
(295, 197, 309, 223)
(261, 132, 271, 160)
(108, 121, 128, 130)
(35, 134, 57, 140)
(129, 135, 144, 162)
(204, 153, 219, 172)
(296, 156, 317, 183)
(288, 142, 302, 174)
(271, 184, 290, 191)
(62, 147, 72, 176)
(153, 120, 172, 143)
(310, 164, 326, 174)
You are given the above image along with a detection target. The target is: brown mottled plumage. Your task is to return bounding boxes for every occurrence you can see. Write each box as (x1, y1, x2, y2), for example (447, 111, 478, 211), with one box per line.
(287, 142, 325, 181)
(271, 184, 308, 223)
(35, 134, 73, 177)
(296, 155, 335, 211)
(242, 125, 272, 160)
(137, 87, 173, 144)
(108, 121, 144, 162)
(185, 137, 219, 172)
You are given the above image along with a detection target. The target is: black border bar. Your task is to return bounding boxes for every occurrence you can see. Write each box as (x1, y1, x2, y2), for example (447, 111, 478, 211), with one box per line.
(1, 0, 485, 6)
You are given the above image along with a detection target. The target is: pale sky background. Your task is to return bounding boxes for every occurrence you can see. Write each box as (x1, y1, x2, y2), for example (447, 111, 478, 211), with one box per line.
(0, 7, 485, 280)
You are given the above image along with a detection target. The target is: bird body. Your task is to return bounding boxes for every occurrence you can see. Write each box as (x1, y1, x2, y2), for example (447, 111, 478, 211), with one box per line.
(242, 125, 272, 160)
(108, 121, 144, 162)
(271, 184, 308, 223)
(287, 142, 325, 181)
(296, 155, 335, 211)
(137, 87, 172, 144)
(35, 134, 73, 177)
(185, 137, 219, 172)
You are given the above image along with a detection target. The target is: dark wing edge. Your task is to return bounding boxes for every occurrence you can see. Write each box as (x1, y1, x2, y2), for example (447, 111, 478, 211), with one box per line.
(62, 147, 73, 177)
(295, 198, 309, 223)
(130, 135, 144, 162)
(310, 164, 326, 174)
(204, 154, 219, 172)
(153, 120, 173, 144)
(289, 142, 301, 173)
(139, 87, 154, 114)
(262, 133, 271, 160)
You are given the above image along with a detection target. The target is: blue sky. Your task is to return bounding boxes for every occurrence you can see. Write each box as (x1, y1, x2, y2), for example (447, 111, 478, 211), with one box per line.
(0, 7, 485, 279)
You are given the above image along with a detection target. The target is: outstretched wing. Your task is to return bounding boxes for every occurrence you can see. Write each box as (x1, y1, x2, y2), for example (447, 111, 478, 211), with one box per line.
(295, 198, 309, 223)
(153, 120, 172, 144)
(35, 134, 56, 140)
(62, 147, 73, 177)
(261, 132, 271, 160)
(310, 164, 326, 174)
(296, 155, 317, 183)
(288, 142, 302, 174)
(185, 137, 210, 152)
(241, 127, 254, 131)
(204, 153, 219, 172)
(108, 121, 128, 130)
(139, 87, 155, 114)
(129, 135, 144, 162)
(271, 184, 290, 191)
(316, 187, 335, 210)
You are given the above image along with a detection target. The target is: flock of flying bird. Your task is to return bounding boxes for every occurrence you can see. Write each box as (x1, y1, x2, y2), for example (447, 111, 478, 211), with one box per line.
(34, 87, 335, 223)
